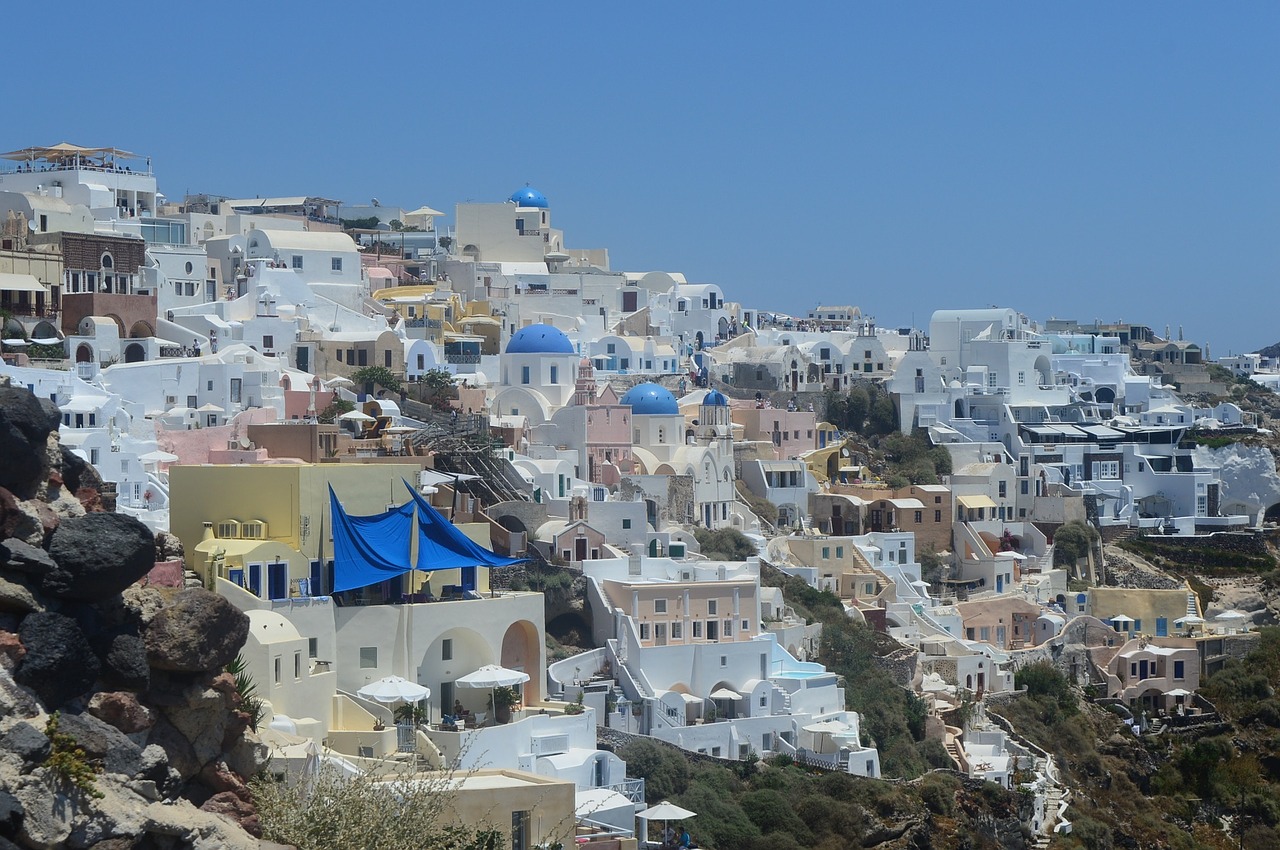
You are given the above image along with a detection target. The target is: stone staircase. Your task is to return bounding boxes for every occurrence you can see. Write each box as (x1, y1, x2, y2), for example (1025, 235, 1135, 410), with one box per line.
(944, 739, 964, 771)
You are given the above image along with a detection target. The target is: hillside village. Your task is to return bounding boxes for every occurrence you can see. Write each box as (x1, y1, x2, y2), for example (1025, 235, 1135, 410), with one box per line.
(4, 143, 1280, 849)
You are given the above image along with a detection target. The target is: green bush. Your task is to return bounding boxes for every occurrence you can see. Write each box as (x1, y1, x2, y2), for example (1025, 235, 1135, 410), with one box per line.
(617, 739, 689, 803)
(693, 527, 756, 561)
(1053, 520, 1098, 566)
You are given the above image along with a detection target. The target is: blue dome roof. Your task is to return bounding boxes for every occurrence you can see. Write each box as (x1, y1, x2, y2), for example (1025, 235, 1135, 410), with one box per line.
(509, 186, 548, 208)
(621, 382, 679, 416)
(703, 389, 728, 406)
(506, 324, 574, 355)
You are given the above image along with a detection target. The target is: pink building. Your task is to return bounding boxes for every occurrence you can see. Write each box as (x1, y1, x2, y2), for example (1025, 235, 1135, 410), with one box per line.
(731, 406, 818, 460)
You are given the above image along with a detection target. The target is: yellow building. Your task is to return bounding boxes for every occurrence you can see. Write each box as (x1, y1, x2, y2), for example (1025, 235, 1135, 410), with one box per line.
(171, 462, 459, 599)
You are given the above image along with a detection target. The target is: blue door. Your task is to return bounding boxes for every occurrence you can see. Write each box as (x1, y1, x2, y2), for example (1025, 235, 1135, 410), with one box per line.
(248, 564, 262, 597)
(996, 574, 1004, 593)
(310, 560, 322, 596)
(268, 562, 288, 600)
(1156, 618, 1168, 637)
(460, 566, 477, 592)
(229, 568, 244, 588)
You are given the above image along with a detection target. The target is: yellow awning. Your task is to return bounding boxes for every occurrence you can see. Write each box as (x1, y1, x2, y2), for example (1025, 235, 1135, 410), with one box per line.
(0, 273, 47, 293)
(957, 494, 998, 510)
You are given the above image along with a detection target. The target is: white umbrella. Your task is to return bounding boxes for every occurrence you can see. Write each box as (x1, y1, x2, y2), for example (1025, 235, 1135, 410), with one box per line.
(1175, 615, 1205, 625)
(1164, 688, 1192, 697)
(708, 687, 741, 701)
(31, 337, 61, 345)
(456, 664, 530, 689)
(1215, 610, 1249, 621)
(339, 410, 375, 422)
(196, 402, 225, 413)
(357, 675, 431, 704)
(325, 376, 354, 387)
(1107, 614, 1134, 625)
(456, 665, 530, 723)
(139, 449, 179, 464)
(639, 800, 696, 845)
(2, 339, 29, 346)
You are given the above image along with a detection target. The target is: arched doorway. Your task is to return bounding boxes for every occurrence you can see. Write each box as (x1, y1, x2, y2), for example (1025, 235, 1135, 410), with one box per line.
(76, 344, 93, 363)
(124, 343, 146, 363)
(501, 620, 542, 703)
(129, 320, 153, 339)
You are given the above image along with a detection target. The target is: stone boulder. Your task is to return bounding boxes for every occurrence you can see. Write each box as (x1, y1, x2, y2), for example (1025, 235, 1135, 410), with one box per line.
(1, 720, 50, 766)
(14, 612, 101, 708)
(0, 387, 61, 499)
(144, 590, 248, 673)
(120, 585, 166, 627)
(88, 691, 156, 735)
(58, 444, 103, 500)
(0, 575, 42, 615)
(44, 513, 155, 601)
(0, 487, 47, 546)
(96, 633, 150, 693)
(54, 711, 145, 778)
(0, 538, 57, 577)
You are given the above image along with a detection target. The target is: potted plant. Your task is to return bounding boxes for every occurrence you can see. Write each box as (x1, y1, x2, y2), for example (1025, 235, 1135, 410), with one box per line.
(564, 692, 585, 716)
(394, 702, 428, 726)
(489, 686, 520, 724)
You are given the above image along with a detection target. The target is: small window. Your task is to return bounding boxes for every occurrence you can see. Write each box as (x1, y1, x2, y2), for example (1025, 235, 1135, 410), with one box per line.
(720, 655, 728, 667)
(707, 600, 718, 615)
(308, 637, 318, 658)
(693, 621, 703, 638)
(640, 623, 651, 640)
(741, 619, 749, 631)
(331, 257, 342, 272)
(294, 652, 302, 680)
(621, 519, 632, 529)
(274, 656, 282, 684)
(654, 599, 667, 614)
(359, 647, 378, 668)
(521, 365, 530, 384)
(671, 621, 683, 640)
(835, 546, 844, 558)
(442, 639, 453, 661)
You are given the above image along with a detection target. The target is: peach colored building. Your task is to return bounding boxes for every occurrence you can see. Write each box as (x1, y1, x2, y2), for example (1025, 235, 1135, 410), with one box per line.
(731, 406, 818, 460)
(599, 577, 759, 647)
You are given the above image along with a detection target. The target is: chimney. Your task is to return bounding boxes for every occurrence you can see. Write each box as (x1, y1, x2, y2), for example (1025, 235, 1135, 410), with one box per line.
(202, 521, 215, 543)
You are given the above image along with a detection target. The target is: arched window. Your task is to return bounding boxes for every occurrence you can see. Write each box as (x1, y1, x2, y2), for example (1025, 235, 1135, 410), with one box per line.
(101, 253, 114, 269)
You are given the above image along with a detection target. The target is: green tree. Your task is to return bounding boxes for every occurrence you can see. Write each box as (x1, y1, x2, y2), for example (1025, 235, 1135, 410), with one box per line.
(317, 398, 355, 425)
(351, 365, 402, 395)
(693, 527, 757, 561)
(1053, 520, 1098, 566)
(866, 390, 899, 436)
(617, 739, 690, 802)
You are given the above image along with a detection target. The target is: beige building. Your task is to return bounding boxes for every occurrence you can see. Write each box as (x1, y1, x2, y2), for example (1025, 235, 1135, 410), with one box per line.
(599, 576, 759, 647)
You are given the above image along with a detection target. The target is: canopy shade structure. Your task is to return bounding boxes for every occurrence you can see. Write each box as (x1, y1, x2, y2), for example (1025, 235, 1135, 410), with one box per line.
(138, 450, 179, 464)
(455, 665, 530, 689)
(330, 484, 527, 593)
(30, 337, 62, 345)
(1215, 610, 1249, 621)
(402, 479, 526, 572)
(338, 410, 375, 422)
(639, 802, 696, 821)
(1175, 616, 1205, 625)
(1107, 614, 1134, 624)
(0, 273, 46, 293)
(0, 143, 139, 162)
(357, 675, 430, 704)
(708, 688, 741, 701)
(330, 487, 416, 593)
(1164, 688, 1192, 697)
(802, 719, 852, 734)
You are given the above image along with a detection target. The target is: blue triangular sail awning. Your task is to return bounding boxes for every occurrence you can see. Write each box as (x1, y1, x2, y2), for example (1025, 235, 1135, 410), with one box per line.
(330, 486, 416, 593)
(404, 479, 525, 570)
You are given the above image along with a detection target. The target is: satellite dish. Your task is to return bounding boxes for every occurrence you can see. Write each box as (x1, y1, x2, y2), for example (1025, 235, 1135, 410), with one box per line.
(27, 219, 37, 231)
(371, 198, 381, 207)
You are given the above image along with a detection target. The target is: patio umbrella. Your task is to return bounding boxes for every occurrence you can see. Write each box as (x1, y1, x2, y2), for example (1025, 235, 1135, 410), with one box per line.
(1215, 610, 1249, 621)
(357, 675, 430, 705)
(1164, 688, 1192, 697)
(338, 409, 375, 422)
(1107, 614, 1134, 628)
(196, 402, 225, 413)
(324, 376, 354, 387)
(1174, 615, 1204, 625)
(708, 687, 741, 701)
(30, 337, 61, 345)
(638, 800, 696, 845)
(139, 450, 179, 464)
(456, 664, 530, 722)
(803, 718, 853, 752)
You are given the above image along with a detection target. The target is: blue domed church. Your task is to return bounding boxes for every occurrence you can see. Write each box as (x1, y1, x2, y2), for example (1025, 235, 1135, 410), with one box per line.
(490, 322, 581, 426)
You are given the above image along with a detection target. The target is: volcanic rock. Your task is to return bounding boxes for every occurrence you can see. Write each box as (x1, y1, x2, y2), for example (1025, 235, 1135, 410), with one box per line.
(44, 513, 155, 601)
(88, 691, 156, 735)
(144, 589, 248, 672)
(14, 612, 100, 707)
(0, 386, 61, 499)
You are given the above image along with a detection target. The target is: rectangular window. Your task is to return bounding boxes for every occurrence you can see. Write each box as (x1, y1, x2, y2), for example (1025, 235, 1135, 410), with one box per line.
(359, 647, 378, 668)
(622, 519, 632, 529)
(263, 335, 274, 350)
(549, 365, 558, 384)
(442, 639, 453, 661)
(1017, 371, 1025, 385)
(308, 637, 318, 658)
(294, 652, 302, 680)
(723, 619, 733, 637)
(274, 656, 281, 684)
(822, 547, 830, 559)
(207, 380, 214, 391)
(914, 510, 923, 523)
(707, 600, 718, 615)
(980, 627, 990, 642)
(292, 255, 303, 269)
(1174, 660, 1185, 679)
(90, 448, 100, 464)
(741, 619, 749, 632)
(693, 621, 702, 638)
(935, 510, 942, 522)
(331, 257, 342, 272)
(607, 343, 615, 354)
(511, 810, 530, 850)
(671, 621, 682, 640)
(998, 481, 1007, 498)
(654, 599, 667, 614)
(640, 623, 651, 640)
(230, 378, 242, 403)
(720, 655, 728, 667)
(521, 366, 530, 384)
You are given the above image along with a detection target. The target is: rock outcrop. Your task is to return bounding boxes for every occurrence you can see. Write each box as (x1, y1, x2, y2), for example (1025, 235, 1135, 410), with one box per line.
(0, 382, 277, 850)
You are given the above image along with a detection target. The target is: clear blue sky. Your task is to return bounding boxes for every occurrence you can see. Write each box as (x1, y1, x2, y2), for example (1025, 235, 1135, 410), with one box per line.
(8, 3, 1278, 354)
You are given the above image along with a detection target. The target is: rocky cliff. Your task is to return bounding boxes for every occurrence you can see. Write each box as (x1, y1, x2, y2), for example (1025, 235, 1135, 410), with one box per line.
(0, 381, 279, 850)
